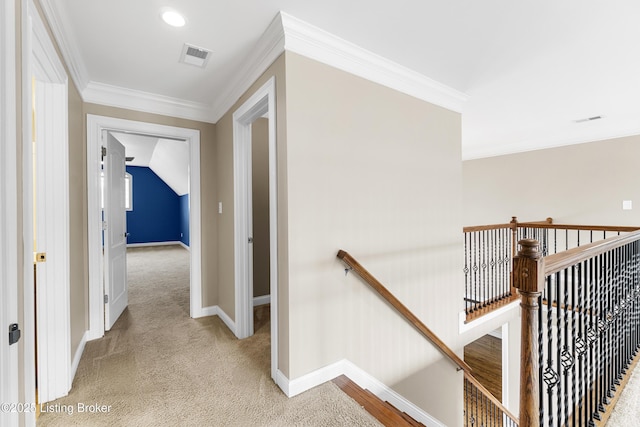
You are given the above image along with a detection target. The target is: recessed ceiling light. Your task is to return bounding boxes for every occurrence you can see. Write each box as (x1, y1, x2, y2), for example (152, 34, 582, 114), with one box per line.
(162, 10, 186, 27)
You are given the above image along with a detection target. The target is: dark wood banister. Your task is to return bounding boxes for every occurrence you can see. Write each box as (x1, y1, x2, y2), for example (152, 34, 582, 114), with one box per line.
(337, 250, 472, 373)
(543, 229, 640, 275)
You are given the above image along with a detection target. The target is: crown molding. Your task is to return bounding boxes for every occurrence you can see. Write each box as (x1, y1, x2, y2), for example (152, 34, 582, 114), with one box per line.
(279, 12, 468, 113)
(38, 0, 89, 92)
(38, 6, 466, 123)
(83, 81, 214, 123)
(209, 12, 286, 123)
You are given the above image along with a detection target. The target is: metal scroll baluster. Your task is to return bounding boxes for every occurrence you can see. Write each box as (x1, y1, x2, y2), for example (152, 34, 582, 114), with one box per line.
(464, 232, 469, 315)
(538, 290, 544, 426)
(546, 273, 555, 427)
(556, 271, 562, 427)
(587, 255, 597, 427)
(576, 261, 585, 427)
(473, 232, 479, 313)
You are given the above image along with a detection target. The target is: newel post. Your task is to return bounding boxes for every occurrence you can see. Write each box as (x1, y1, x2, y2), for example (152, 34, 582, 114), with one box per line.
(513, 239, 545, 426)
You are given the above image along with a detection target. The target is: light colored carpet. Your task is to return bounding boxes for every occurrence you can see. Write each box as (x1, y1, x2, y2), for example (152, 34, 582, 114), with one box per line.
(606, 358, 640, 426)
(38, 245, 381, 427)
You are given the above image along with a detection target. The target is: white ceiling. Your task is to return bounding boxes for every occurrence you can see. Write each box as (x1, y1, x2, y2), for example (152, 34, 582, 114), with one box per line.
(111, 132, 190, 196)
(43, 1, 640, 159)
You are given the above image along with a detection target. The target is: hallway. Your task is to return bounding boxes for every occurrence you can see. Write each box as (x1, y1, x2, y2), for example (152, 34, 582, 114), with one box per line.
(38, 246, 378, 426)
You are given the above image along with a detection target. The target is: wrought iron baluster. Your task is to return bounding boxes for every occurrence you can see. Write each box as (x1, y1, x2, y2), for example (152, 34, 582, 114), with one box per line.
(556, 271, 563, 427)
(464, 232, 469, 314)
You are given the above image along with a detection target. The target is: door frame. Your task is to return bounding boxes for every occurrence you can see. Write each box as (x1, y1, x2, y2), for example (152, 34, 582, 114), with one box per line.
(86, 115, 202, 339)
(232, 77, 278, 381)
(22, 0, 70, 408)
(1, 0, 19, 424)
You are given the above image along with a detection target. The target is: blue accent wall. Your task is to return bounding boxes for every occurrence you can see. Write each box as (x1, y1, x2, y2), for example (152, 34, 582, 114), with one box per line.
(179, 194, 190, 246)
(126, 166, 187, 245)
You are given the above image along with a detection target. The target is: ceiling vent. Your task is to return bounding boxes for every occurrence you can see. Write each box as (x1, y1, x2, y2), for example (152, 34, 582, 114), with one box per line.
(574, 115, 603, 123)
(179, 43, 212, 68)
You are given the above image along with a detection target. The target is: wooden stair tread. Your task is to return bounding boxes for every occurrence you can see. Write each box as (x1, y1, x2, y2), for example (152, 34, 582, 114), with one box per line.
(332, 375, 425, 427)
(384, 400, 425, 427)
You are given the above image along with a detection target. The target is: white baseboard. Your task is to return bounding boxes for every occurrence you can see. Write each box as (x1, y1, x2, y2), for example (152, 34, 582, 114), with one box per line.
(200, 305, 236, 336)
(70, 331, 87, 385)
(253, 294, 270, 306)
(179, 241, 190, 251)
(278, 359, 444, 427)
(126, 241, 183, 248)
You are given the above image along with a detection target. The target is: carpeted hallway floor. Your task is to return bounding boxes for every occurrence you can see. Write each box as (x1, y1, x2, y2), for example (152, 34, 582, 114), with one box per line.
(38, 245, 380, 427)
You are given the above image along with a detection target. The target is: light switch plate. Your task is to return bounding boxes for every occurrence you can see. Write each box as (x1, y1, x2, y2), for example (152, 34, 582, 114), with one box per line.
(623, 200, 633, 210)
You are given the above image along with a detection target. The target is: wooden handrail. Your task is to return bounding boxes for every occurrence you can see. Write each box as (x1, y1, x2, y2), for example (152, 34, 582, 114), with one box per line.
(337, 250, 472, 373)
(464, 371, 519, 425)
(543, 229, 640, 276)
(463, 223, 514, 233)
(517, 222, 640, 233)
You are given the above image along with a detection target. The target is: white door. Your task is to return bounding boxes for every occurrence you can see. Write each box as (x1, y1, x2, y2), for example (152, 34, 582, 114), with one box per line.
(104, 132, 128, 330)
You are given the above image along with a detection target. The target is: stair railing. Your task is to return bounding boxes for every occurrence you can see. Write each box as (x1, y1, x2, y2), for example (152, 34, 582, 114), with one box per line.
(337, 249, 519, 426)
(464, 217, 639, 322)
(514, 230, 640, 426)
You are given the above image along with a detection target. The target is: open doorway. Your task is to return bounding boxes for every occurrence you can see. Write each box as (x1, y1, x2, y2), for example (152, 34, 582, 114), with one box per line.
(102, 130, 192, 329)
(87, 115, 202, 340)
(232, 77, 278, 383)
(250, 118, 271, 313)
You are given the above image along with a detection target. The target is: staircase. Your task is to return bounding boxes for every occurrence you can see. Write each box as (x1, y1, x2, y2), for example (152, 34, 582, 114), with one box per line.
(333, 375, 425, 427)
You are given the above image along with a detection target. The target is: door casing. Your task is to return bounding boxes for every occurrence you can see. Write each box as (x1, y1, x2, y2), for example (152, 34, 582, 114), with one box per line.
(232, 76, 279, 382)
(1, 1, 19, 425)
(22, 0, 71, 410)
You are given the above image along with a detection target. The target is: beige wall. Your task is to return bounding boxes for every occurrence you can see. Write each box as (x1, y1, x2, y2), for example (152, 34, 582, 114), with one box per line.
(68, 79, 87, 355)
(84, 104, 218, 308)
(252, 118, 270, 298)
(463, 135, 640, 227)
(284, 53, 464, 426)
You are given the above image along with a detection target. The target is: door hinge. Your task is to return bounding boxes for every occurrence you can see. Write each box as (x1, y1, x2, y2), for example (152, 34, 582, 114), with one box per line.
(104, 295, 109, 304)
(101, 146, 107, 159)
(9, 323, 21, 346)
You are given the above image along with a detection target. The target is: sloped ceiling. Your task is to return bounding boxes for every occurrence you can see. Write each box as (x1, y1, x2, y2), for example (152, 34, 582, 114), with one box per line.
(43, 1, 640, 159)
(111, 132, 189, 196)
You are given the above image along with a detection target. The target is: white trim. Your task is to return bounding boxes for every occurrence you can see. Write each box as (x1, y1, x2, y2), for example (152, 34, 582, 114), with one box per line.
(280, 12, 467, 114)
(25, 0, 71, 405)
(200, 305, 237, 335)
(37, 0, 89, 92)
(501, 322, 510, 409)
(37, 7, 466, 124)
(199, 305, 218, 318)
(0, 1, 20, 425)
(70, 331, 87, 383)
(83, 81, 213, 123)
(210, 13, 285, 122)
(232, 77, 279, 384)
(126, 241, 183, 248)
(279, 359, 445, 427)
(458, 300, 520, 334)
(86, 116, 203, 341)
(253, 295, 271, 307)
(179, 241, 190, 251)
